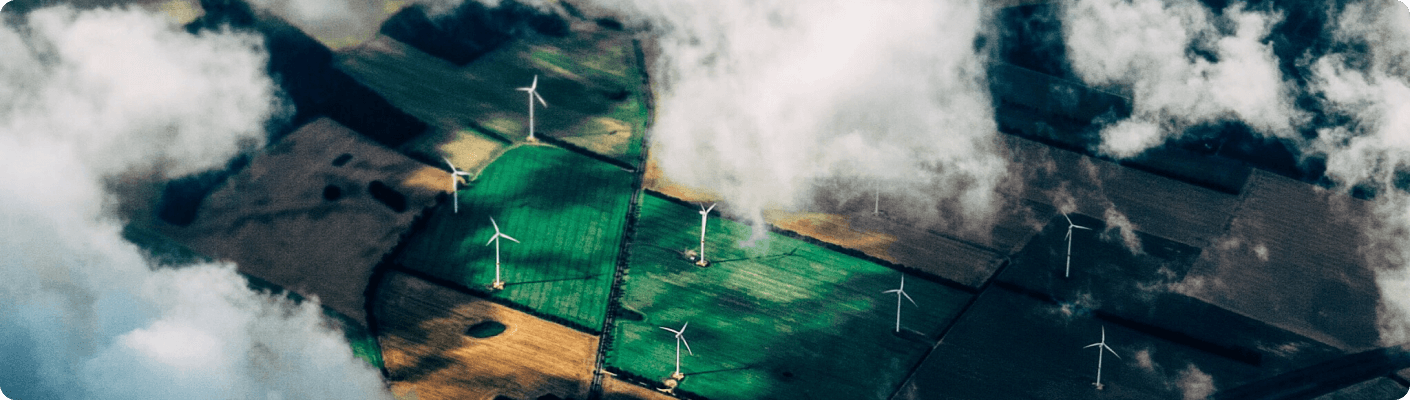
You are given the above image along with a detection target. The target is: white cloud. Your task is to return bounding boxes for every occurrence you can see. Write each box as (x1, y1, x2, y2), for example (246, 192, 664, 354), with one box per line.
(1064, 0, 1304, 158)
(1176, 364, 1216, 400)
(596, 0, 1011, 239)
(0, 6, 390, 399)
(1101, 207, 1142, 254)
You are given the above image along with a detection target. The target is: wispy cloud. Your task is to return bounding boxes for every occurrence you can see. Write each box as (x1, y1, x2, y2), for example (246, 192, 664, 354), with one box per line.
(0, 6, 390, 399)
(593, 0, 1012, 240)
(1062, 0, 1303, 158)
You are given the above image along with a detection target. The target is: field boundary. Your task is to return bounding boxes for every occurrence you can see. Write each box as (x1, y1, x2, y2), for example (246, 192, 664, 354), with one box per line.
(589, 36, 656, 400)
(640, 188, 980, 296)
(388, 263, 602, 335)
(364, 194, 444, 378)
(537, 132, 638, 172)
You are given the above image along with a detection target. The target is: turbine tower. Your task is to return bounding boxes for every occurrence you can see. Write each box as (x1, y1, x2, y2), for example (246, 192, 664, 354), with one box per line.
(660, 322, 694, 381)
(882, 276, 918, 333)
(696, 203, 715, 266)
(1063, 212, 1092, 278)
(874, 181, 880, 216)
(516, 75, 548, 142)
(443, 157, 472, 213)
(1083, 326, 1121, 390)
(485, 216, 520, 290)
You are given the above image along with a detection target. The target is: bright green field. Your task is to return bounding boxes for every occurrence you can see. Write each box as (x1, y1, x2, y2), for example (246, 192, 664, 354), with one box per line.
(396, 145, 635, 330)
(606, 194, 975, 400)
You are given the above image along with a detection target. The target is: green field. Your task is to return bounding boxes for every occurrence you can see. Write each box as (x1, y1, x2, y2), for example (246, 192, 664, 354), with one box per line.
(396, 145, 635, 330)
(606, 194, 975, 400)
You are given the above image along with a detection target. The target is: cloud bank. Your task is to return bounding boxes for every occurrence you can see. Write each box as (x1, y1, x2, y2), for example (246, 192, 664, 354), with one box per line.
(1062, 0, 1303, 158)
(595, 0, 1011, 239)
(0, 6, 390, 399)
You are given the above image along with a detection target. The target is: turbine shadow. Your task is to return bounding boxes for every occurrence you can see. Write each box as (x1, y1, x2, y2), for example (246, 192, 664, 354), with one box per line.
(683, 364, 757, 378)
(709, 247, 802, 265)
(501, 273, 604, 288)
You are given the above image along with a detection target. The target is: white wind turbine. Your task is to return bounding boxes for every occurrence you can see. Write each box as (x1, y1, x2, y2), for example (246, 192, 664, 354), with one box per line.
(660, 322, 694, 380)
(1083, 326, 1121, 390)
(485, 216, 520, 290)
(443, 157, 472, 213)
(695, 203, 715, 266)
(874, 181, 881, 216)
(882, 276, 918, 333)
(517, 75, 548, 142)
(1063, 212, 1093, 278)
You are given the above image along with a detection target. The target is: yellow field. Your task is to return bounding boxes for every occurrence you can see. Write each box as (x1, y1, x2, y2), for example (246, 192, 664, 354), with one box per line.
(375, 270, 598, 400)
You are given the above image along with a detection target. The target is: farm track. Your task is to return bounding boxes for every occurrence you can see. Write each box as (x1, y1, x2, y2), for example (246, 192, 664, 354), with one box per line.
(589, 36, 657, 400)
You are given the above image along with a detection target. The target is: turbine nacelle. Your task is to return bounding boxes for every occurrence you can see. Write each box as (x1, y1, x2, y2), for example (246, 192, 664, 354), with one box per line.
(517, 75, 548, 108)
(486, 216, 521, 245)
(444, 157, 473, 213)
(660, 322, 694, 355)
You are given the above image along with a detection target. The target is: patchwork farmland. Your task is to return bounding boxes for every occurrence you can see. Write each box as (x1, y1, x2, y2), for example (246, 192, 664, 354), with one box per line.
(605, 193, 975, 400)
(396, 144, 635, 330)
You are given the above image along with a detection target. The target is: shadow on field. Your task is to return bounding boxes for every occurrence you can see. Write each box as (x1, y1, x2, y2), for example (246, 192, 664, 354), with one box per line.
(503, 273, 605, 288)
(616, 209, 972, 400)
(381, 0, 568, 66)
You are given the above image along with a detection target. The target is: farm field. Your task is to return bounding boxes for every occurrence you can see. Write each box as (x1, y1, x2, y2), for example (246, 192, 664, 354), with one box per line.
(375, 271, 597, 400)
(147, 118, 445, 325)
(1181, 170, 1382, 351)
(121, 224, 384, 368)
(764, 210, 1004, 288)
(605, 193, 975, 400)
(896, 288, 1270, 400)
(396, 144, 634, 330)
(997, 213, 1343, 373)
(336, 18, 648, 166)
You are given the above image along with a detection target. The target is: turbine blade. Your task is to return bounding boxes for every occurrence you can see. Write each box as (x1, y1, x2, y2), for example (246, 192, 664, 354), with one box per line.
(1074, 225, 1093, 230)
(486, 235, 496, 246)
(883, 289, 900, 294)
(531, 75, 538, 90)
(901, 290, 917, 306)
(681, 336, 693, 355)
(1063, 212, 1074, 225)
(517, 87, 532, 92)
(455, 171, 471, 176)
(443, 157, 457, 171)
(1065, 230, 1072, 241)
(661, 327, 680, 334)
(1105, 344, 1120, 358)
(534, 91, 547, 108)
(706, 203, 716, 213)
(681, 322, 689, 332)
(491, 217, 501, 234)
(501, 233, 520, 243)
(1084, 343, 1101, 349)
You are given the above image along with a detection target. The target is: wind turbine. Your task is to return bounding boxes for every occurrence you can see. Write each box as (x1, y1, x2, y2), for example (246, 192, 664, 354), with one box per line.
(516, 75, 548, 142)
(443, 157, 472, 213)
(696, 203, 715, 266)
(485, 216, 520, 290)
(1063, 212, 1093, 278)
(660, 322, 694, 381)
(873, 181, 880, 216)
(882, 276, 918, 333)
(1083, 326, 1121, 390)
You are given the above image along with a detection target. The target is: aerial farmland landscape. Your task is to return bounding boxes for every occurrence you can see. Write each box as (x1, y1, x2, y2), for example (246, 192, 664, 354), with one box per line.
(7, 0, 1410, 399)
